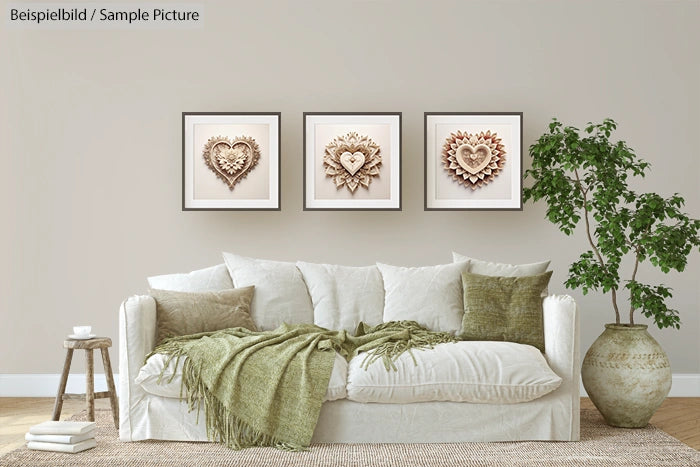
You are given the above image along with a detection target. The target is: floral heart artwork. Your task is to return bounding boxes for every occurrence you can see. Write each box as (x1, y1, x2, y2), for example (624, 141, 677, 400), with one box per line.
(323, 132, 382, 193)
(202, 135, 261, 190)
(442, 130, 506, 190)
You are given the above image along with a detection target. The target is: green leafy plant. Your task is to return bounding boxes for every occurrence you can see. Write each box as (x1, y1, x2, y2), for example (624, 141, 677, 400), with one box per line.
(524, 118, 700, 329)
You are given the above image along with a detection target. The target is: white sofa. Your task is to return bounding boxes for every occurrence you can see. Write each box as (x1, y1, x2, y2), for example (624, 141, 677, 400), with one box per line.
(119, 258, 580, 444)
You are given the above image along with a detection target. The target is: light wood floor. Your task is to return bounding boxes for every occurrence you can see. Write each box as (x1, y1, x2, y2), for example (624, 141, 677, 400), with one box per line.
(1, 398, 697, 456)
(580, 398, 699, 449)
(0, 398, 111, 456)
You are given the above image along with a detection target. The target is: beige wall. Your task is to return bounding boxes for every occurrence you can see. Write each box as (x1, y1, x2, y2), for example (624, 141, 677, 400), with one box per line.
(1, 0, 698, 375)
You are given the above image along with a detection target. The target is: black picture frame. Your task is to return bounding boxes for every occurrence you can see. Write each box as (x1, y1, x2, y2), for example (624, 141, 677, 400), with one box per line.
(424, 112, 523, 211)
(182, 112, 281, 211)
(303, 112, 402, 211)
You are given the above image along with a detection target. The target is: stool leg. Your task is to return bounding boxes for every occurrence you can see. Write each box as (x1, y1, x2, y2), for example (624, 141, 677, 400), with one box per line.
(52, 349, 73, 421)
(100, 347, 120, 429)
(86, 349, 95, 422)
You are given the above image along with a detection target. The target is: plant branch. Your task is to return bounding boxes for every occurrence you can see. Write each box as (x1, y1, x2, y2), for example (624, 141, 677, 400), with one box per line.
(574, 169, 621, 323)
(629, 251, 640, 325)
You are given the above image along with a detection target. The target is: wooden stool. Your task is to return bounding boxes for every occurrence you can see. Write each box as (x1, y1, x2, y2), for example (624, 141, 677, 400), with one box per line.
(51, 337, 119, 429)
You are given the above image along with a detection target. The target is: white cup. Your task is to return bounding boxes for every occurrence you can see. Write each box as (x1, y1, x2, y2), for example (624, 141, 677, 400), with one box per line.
(73, 325, 92, 337)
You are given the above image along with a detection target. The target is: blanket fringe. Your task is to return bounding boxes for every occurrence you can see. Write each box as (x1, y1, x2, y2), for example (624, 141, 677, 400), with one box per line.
(359, 321, 457, 371)
(149, 339, 307, 451)
(182, 349, 307, 451)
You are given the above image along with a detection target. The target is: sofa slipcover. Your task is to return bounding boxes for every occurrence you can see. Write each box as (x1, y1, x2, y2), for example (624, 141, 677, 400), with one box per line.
(119, 293, 580, 443)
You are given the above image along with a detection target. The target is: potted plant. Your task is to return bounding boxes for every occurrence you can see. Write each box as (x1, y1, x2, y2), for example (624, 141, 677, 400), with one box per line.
(523, 118, 700, 427)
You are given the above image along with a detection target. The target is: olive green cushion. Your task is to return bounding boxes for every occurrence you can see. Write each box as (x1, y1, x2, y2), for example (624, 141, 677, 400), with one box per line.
(151, 286, 257, 344)
(459, 271, 552, 351)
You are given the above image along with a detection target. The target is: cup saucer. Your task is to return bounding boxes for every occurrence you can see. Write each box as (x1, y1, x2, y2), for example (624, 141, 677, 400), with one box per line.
(68, 333, 97, 340)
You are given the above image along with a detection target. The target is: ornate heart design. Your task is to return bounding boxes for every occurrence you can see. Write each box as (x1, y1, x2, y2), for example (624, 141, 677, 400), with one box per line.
(441, 130, 506, 190)
(339, 151, 366, 176)
(202, 135, 261, 190)
(323, 132, 382, 193)
(455, 143, 492, 174)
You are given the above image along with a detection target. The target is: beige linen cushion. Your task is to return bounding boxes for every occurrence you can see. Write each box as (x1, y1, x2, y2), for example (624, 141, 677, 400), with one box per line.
(297, 262, 384, 333)
(377, 261, 470, 333)
(150, 287, 257, 344)
(346, 341, 561, 403)
(459, 271, 553, 351)
(147, 264, 233, 292)
(222, 253, 314, 330)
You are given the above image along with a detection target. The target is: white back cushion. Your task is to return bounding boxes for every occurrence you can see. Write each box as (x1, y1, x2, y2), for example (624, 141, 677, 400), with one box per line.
(452, 252, 550, 276)
(377, 261, 469, 333)
(346, 341, 562, 404)
(297, 262, 384, 333)
(222, 253, 313, 330)
(147, 264, 233, 292)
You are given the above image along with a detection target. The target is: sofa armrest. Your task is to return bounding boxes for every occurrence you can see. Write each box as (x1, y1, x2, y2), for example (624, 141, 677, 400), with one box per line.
(543, 294, 580, 439)
(118, 295, 156, 441)
(543, 294, 580, 385)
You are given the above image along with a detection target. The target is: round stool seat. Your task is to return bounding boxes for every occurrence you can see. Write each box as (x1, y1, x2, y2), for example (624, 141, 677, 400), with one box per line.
(64, 337, 112, 350)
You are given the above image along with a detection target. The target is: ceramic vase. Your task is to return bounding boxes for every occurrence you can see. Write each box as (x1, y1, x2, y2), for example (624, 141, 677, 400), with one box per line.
(581, 323, 671, 428)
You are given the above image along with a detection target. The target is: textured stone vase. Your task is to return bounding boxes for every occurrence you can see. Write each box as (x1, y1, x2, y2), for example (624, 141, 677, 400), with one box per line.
(581, 324, 671, 428)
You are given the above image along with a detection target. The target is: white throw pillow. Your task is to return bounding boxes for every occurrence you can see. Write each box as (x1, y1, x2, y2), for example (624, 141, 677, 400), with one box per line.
(222, 253, 313, 330)
(297, 262, 384, 333)
(147, 264, 233, 292)
(136, 351, 348, 402)
(452, 252, 550, 276)
(377, 261, 469, 333)
(346, 341, 562, 404)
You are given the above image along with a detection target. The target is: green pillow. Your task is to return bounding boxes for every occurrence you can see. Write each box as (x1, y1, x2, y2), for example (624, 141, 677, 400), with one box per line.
(459, 270, 552, 351)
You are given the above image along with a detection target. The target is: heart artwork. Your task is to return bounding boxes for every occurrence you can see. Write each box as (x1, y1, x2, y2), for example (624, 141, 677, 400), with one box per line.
(455, 144, 492, 174)
(441, 130, 506, 190)
(202, 135, 261, 190)
(323, 132, 382, 193)
(339, 151, 366, 176)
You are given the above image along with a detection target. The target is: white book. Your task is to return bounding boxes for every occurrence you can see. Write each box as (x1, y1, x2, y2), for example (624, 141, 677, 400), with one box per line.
(25, 429, 96, 444)
(27, 438, 97, 453)
(28, 421, 96, 436)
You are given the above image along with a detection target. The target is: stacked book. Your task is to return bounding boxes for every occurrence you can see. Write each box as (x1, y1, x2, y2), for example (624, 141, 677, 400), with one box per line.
(26, 421, 97, 453)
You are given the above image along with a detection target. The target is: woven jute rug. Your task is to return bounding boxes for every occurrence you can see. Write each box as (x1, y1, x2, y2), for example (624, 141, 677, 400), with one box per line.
(1, 409, 698, 467)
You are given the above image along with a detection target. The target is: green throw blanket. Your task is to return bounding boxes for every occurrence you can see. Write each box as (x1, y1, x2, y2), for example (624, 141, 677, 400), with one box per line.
(149, 320, 456, 451)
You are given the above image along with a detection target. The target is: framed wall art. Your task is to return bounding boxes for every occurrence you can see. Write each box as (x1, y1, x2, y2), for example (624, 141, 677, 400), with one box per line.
(304, 112, 402, 210)
(424, 112, 523, 210)
(182, 112, 280, 210)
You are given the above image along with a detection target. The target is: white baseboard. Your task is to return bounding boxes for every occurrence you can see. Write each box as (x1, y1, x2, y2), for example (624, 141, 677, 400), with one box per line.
(579, 373, 700, 398)
(1, 373, 698, 397)
(0, 374, 120, 397)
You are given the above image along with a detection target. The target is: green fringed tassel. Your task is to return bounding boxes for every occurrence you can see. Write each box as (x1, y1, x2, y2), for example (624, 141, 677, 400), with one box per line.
(359, 320, 457, 371)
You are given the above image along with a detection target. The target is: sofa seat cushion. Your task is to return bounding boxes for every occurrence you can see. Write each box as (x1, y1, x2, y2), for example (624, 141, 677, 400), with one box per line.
(346, 341, 562, 404)
(135, 351, 348, 402)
